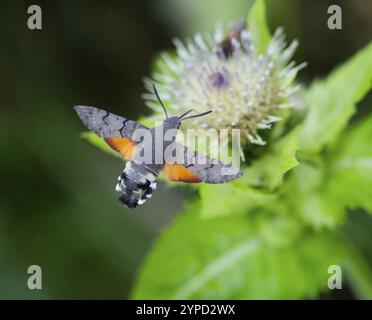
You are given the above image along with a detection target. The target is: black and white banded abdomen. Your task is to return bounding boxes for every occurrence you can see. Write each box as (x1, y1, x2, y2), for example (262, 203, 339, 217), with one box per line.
(115, 162, 157, 208)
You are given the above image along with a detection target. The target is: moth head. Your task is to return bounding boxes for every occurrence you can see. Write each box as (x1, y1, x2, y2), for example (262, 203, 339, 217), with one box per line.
(152, 83, 212, 129)
(164, 116, 182, 129)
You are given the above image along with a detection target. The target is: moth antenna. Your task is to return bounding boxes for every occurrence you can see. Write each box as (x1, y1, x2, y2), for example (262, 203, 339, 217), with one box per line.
(182, 110, 213, 120)
(152, 83, 168, 119)
(179, 109, 195, 119)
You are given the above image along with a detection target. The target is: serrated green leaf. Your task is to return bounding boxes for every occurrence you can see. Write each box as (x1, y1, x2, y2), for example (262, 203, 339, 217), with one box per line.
(289, 114, 372, 227)
(80, 132, 122, 159)
(244, 127, 300, 191)
(296, 192, 345, 229)
(199, 180, 276, 218)
(247, 0, 271, 54)
(287, 162, 345, 228)
(256, 207, 303, 248)
(326, 114, 372, 212)
(300, 42, 372, 153)
(131, 202, 355, 299)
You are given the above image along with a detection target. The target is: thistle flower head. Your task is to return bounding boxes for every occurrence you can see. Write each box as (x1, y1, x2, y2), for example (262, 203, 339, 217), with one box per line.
(143, 22, 306, 146)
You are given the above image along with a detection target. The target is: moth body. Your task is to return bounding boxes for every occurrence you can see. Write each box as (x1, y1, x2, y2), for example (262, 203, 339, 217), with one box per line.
(116, 161, 157, 208)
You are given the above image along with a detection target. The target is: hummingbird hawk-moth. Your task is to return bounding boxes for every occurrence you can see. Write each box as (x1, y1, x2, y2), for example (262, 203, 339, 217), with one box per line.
(74, 85, 242, 208)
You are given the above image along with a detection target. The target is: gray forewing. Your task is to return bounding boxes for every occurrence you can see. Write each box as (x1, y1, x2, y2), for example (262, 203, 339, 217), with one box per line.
(74, 105, 148, 139)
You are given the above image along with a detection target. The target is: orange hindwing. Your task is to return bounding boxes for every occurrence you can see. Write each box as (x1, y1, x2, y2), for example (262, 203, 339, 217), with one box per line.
(164, 163, 201, 183)
(104, 137, 136, 160)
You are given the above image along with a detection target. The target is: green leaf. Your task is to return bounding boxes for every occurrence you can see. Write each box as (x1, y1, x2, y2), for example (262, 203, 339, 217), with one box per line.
(288, 114, 372, 227)
(131, 202, 354, 299)
(287, 162, 345, 228)
(344, 210, 372, 264)
(80, 132, 122, 159)
(199, 180, 276, 218)
(247, 0, 271, 54)
(295, 191, 345, 229)
(300, 42, 372, 153)
(343, 244, 372, 299)
(244, 127, 300, 191)
(326, 114, 372, 212)
(343, 211, 372, 298)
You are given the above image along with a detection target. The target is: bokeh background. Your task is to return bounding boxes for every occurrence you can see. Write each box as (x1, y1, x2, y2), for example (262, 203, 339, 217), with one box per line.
(0, 0, 371, 299)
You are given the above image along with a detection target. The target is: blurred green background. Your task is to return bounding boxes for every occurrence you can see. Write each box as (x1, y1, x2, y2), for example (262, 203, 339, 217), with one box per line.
(0, 0, 371, 299)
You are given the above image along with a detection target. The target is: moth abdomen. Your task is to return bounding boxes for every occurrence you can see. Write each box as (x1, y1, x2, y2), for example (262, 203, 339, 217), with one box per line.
(116, 162, 157, 208)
